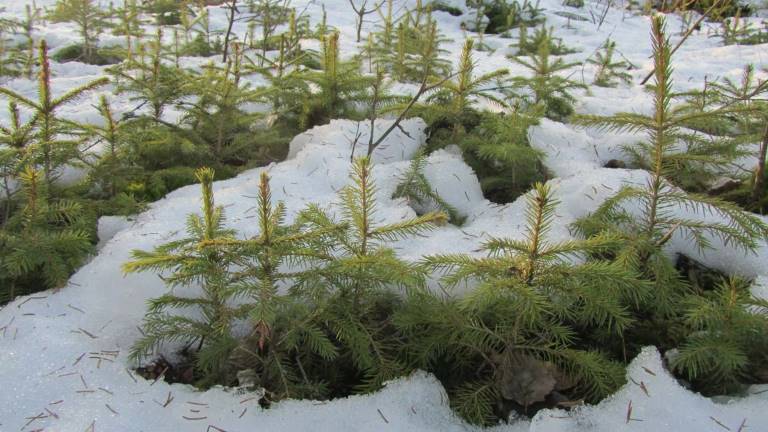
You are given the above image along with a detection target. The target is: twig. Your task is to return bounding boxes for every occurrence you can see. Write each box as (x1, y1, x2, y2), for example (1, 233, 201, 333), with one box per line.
(377, 408, 389, 424)
(710, 416, 732, 431)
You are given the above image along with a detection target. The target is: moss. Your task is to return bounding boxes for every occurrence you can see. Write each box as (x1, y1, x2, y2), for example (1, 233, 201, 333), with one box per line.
(52, 44, 122, 65)
(429, 1, 463, 16)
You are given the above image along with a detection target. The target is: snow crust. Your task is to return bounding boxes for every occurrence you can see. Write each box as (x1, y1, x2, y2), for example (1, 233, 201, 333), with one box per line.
(1, 0, 768, 430)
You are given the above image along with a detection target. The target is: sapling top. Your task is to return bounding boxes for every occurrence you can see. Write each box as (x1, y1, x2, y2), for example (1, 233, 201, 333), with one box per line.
(397, 183, 646, 424)
(0, 40, 108, 187)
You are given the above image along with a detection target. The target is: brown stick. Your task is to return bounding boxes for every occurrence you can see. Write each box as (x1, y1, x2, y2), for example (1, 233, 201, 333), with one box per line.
(366, 72, 457, 157)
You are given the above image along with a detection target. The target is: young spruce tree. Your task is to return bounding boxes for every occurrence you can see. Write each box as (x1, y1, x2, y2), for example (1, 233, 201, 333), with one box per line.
(672, 277, 768, 394)
(573, 15, 768, 335)
(397, 183, 646, 424)
(0, 167, 92, 303)
(295, 157, 447, 392)
(123, 168, 240, 385)
(424, 38, 509, 138)
(510, 38, 585, 121)
(0, 40, 108, 187)
(48, 0, 109, 64)
(230, 171, 340, 400)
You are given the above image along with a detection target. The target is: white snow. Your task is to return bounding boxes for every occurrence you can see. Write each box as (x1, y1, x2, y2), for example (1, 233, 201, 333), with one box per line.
(1, 0, 768, 430)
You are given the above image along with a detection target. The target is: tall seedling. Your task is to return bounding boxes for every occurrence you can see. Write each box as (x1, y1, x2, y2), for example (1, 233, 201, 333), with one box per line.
(510, 39, 585, 120)
(0, 40, 108, 187)
(230, 171, 340, 400)
(425, 38, 509, 137)
(111, 28, 187, 122)
(113, 0, 144, 61)
(48, 0, 109, 64)
(0, 102, 36, 221)
(0, 167, 92, 303)
(398, 183, 645, 424)
(709, 65, 768, 207)
(573, 16, 768, 320)
(124, 168, 241, 385)
(296, 157, 446, 391)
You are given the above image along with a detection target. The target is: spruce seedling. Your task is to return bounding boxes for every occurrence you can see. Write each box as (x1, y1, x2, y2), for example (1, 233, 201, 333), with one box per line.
(399, 183, 643, 424)
(110, 28, 187, 122)
(113, 0, 143, 62)
(709, 65, 768, 206)
(0, 166, 92, 302)
(300, 32, 371, 127)
(426, 38, 509, 137)
(230, 171, 339, 399)
(296, 157, 447, 390)
(672, 277, 768, 394)
(393, 151, 463, 224)
(124, 168, 240, 384)
(48, 0, 109, 64)
(80, 95, 135, 199)
(588, 39, 633, 87)
(0, 102, 36, 221)
(510, 39, 585, 120)
(0, 40, 108, 186)
(573, 16, 768, 319)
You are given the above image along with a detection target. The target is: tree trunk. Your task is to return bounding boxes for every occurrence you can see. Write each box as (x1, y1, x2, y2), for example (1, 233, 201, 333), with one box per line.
(751, 122, 768, 204)
(222, 0, 237, 63)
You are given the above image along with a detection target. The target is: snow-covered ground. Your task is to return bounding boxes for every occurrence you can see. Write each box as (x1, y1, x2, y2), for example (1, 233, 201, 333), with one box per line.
(1, 0, 768, 430)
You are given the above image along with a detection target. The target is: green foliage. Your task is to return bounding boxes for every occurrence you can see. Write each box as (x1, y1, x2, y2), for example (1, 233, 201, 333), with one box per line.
(299, 32, 371, 127)
(177, 0, 219, 54)
(48, 0, 109, 64)
(428, 1, 463, 16)
(422, 38, 509, 137)
(0, 40, 108, 186)
(0, 23, 25, 78)
(246, 37, 311, 124)
(52, 43, 122, 65)
(509, 38, 585, 121)
(482, 0, 545, 34)
(684, 0, 751, 20)
(707, 65, 768, 208)
(127, 158, 446, 395)
(572, 17, 768, 384)
(230, 171, 341, 399)
(397, 183, 642, 424)
(112, 0, 144, 62)
(393, 151, 463, 224)
(294, 157, 447, 392)
(145, 0, 184, 25)
(0, 101, 36, 224)
(0, 167, 93, 303)
(587, 39, 633, 88)
(174, 59, 287, 165)
(110, 28, 188, 122)
(124, 167, 241, 384)
(379, 2, 451, 82)
(576, 46, 753, 191)
(80, 96, 138, 200)
(453, 109, 546, 202)
(246, 0, 294, 59)
(672, 277, 768, 394)
(181, 31, 222, 57)
(515, 25, 575, 56)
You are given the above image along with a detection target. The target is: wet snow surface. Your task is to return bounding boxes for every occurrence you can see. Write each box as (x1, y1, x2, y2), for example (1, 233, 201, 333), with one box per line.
(1, 0, 768, 430)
